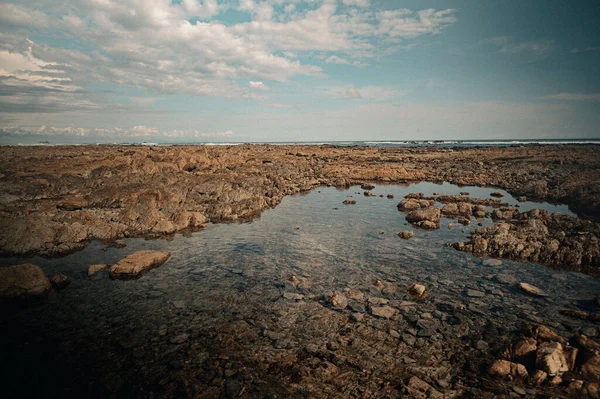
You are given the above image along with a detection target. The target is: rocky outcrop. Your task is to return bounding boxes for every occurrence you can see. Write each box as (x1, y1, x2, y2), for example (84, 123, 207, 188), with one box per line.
(0, 264, 51, 298)
(109, 250, 171, 280)
(406, 206, 441, 229)
(450, 209, 600, 275)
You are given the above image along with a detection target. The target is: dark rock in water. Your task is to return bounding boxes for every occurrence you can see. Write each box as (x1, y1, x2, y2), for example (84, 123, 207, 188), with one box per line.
(361, 183, 375, 190)
(398, 230, 414, 239)
(363, 191, 373, 197)
(457, 216, 471, 226)
(490, 191, 504, 198)
(342, 199, 356, 205)
(0, 264, 51, 299)
(460, 191, 470, 196)
(387, 194, 394, 199)
(50, 273, 70, 290)
(109, 250, 171, 279)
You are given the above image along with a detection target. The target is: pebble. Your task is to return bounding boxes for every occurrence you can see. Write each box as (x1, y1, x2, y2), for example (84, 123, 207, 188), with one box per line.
(466, 289, 485, 298)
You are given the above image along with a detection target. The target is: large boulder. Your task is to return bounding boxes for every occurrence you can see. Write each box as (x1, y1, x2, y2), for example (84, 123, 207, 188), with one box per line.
(0, 264, 51, 299)
(109, 250, 171, 279)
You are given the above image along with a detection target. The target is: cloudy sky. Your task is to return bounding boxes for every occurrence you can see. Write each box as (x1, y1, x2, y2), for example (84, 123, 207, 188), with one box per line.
(0, 0, 599, 143)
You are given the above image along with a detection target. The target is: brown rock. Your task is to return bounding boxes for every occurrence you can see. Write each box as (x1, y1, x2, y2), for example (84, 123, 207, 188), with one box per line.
(531, 369, 548, 386)
(406, 206, 441, 229)
(519, 282, 549, 297)
(88, 264, 109, 277)
(109, 250, 171, 279)
(488, 359, 528, 379)
(329, 292, 348, 309)
(398, 230, 414, 239)
(582, 354, 600, 382)
(490, 191, 504, 197)
(405, 376, 446, 399)
(370, 305, 398, 319)
(0, 264, 51, 299)
(536, 342, 569, 376)
(346, 290, 364, 301)
(408, 283, 426, 298)
(50, 273, 70, 290)
(514, 338, 537, 363)
(342, 200, 356, 205)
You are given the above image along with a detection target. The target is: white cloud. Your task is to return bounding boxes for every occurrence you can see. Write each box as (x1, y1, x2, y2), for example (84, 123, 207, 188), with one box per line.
(328, 85, 403, 101)
(325, 55, 350, 64)
(249, 80, 269, 90)
(342, 0, 370, 7)
(539, 93, 600, 101)
(0, 125, 234, 138)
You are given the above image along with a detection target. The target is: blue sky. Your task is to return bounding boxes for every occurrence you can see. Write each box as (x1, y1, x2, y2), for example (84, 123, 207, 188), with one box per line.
(0, 0, 599, 143)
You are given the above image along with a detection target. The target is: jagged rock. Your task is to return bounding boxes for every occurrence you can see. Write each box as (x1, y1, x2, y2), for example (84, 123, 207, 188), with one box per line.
(519, 282, 549, 297)
(0, 264, 51, 299)
(408, 283, 426, 298)
(50, 273, 70, 290)
(329, 292, 348, 309)
(531, 370, 548, 386)
(109, 250, 172, 279)
(536, 342, 569, 376)
(488, 360, 528, 379)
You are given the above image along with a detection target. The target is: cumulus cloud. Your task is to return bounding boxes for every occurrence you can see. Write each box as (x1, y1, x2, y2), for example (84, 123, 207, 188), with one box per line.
(539, 93, 600, 101)
(249, 81, 269, 90)
(325, 55, 351, 64)
(328, 85, 403, 101)
(342, 0, 370, 7)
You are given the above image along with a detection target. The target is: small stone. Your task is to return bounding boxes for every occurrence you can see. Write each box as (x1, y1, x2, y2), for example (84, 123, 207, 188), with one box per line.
(368, 297, 389, 305)
(370, 306, 398, 319)
(88, 264, 109, 277)
(283, 292, 304, 300)
(170, 333, 189, 344)
(402, 334, 416, 346)
(342, 200, 356, 205)
(389, 329, 400, 338)
(489, 360, 528, 379)
(495, 274, 517, 284)
(583, 327, 598, 337)
(387, 194, 394, 199)
(346, 290, 364, 300)
(329, 292, 348, 309)
(398, 230, 414, 239)
(408, 283, 426, 298)
(466, 289, 485, 298)
(519, 282, 549, 297)
(158, 325, 168, 336)
(50, 273, 71, 290)
(536, 342, 569, 376)
(490, 191, 505, 198)
(172, 300, 186, 309)
(350, 313, 364, 322)
(531, 370, 548, 386)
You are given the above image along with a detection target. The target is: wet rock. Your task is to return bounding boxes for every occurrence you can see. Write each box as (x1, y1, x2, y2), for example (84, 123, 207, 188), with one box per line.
(531, 369, 548, 386)
(329, 292, 348, 309)
(387, 194, 394, 199)
(457, 216, 470, 226)
(88, 263, 108, 277)
(483, 258, 503, 267)
(490, 191, 504, 198)
(519, 282, 549, 297)
(50, 273, 70, 290)
(346, 289, 364, 301)
(109, 250, 171, 279)
(398, 230, 414, 239)
(406, 206, 441, 229)
(560, 309, 600, 322)
(408, 283, 426, 298)
(363, 191, 373, 197)
(361, 183, 375, 190)
(488, 360, 528, 379)
(342, 200, 356, 205)
(0, 264, 51, 299)
(495, 274, 516, 284)
(370, 306, 398, 319)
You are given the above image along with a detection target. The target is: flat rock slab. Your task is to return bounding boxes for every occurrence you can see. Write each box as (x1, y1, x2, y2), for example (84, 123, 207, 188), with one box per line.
(109, 250, 171, 280)
(519, 282, 549, 297)
(0, 264, 51, 298)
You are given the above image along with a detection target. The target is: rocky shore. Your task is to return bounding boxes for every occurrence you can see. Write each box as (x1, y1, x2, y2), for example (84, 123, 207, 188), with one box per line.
(0, 144, 599, 263)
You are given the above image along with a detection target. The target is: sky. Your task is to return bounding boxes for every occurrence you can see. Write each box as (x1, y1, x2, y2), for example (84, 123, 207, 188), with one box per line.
(0, 0, 599, 143)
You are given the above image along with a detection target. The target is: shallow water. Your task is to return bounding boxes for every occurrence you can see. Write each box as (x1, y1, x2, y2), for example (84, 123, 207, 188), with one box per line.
(0, 182, 595, 397)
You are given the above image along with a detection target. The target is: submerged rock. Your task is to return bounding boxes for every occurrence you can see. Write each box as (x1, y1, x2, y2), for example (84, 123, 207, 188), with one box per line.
(88, 264, 109, 277)
(50, 273, 71, 290)
(408, 283, 426, 298)
(109, 250, 172, 279)
(398, 230, 414, 239)
(0, 264, 51, 299)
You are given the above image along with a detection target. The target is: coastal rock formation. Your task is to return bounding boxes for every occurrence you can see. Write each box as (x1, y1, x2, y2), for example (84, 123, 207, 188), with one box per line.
(0, 144, 600, 275)
(450, 209, 600, 275)
(0, 264, 51, 298)
(109, 250, 171, 279)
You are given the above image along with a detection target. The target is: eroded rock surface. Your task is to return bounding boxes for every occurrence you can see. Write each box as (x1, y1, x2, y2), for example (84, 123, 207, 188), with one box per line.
(109, 250, 172, 279)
